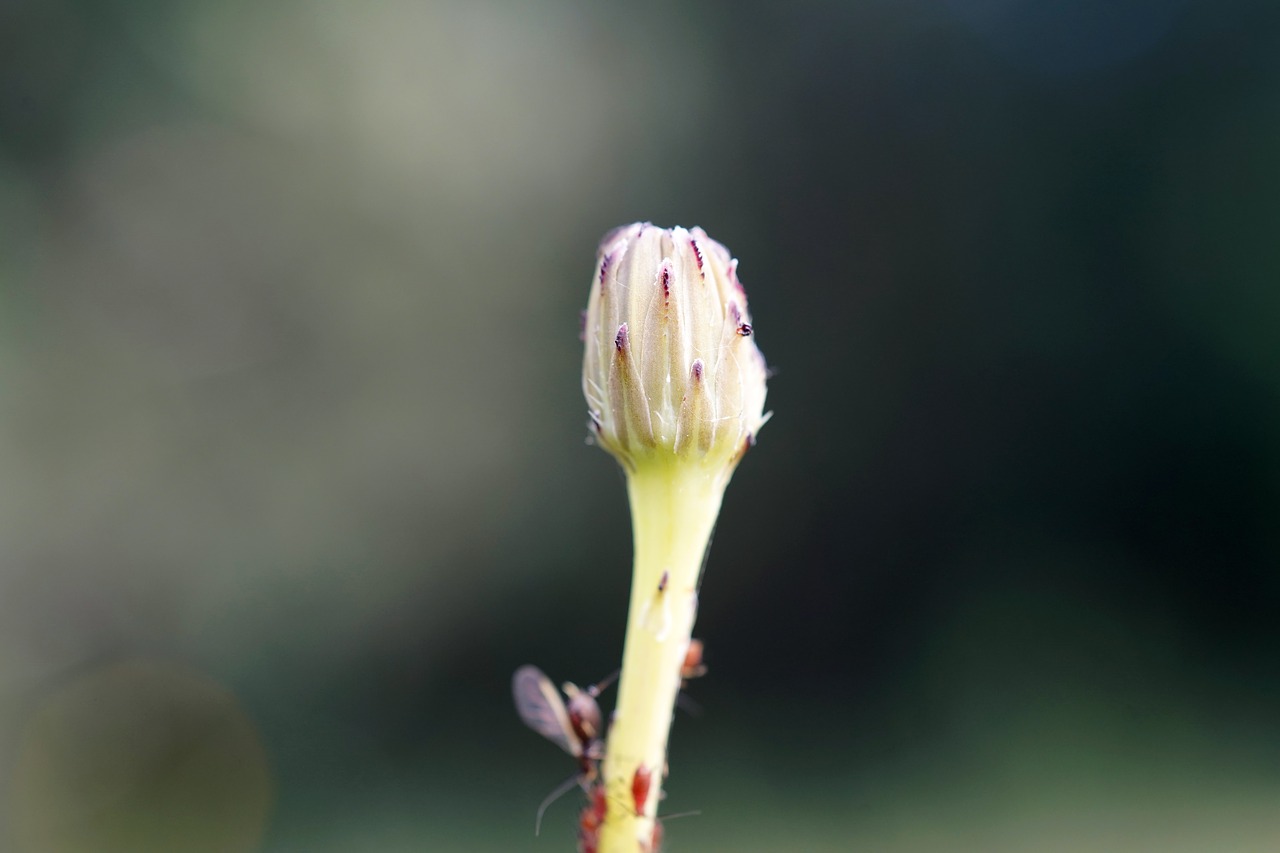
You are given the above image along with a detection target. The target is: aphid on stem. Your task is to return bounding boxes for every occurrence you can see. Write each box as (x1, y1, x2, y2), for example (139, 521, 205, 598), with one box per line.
(589, 771, 698, 853)
(646, 818, 664, 853)
(577, 782, 608, 853)
(680, 638, 708, 685)
(631, 764, 654, 816)
(512, 665, 617, 834)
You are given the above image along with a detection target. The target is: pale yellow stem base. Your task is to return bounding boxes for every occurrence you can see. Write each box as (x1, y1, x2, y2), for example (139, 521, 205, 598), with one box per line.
(597, 461, 729, 853)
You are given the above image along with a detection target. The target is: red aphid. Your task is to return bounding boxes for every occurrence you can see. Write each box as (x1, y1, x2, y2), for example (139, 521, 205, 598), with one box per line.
(646, 817, 665, 853)
(680, 639, 708, 684)
(578, 783, 607, 853)
(631, 764, 654, 816)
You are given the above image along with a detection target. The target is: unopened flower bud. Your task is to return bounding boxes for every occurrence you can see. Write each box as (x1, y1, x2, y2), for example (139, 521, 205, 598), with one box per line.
(582, 223, 769, 473)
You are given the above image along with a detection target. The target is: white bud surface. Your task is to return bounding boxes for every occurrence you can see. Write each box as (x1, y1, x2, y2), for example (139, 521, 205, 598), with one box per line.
(582, 223, 769, 472)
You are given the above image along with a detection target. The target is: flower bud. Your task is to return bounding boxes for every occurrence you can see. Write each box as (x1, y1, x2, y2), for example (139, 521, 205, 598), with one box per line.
(582, 223, 769, 472)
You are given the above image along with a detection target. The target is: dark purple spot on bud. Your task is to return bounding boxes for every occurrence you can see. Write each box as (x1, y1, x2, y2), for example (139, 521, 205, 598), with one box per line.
(661, 265, 670, 302)
(599, 253, 612, 287)
(690, 239, 705, 277)
(736, 322, 752, 336)
(588, 411, 603, 432)
(657, 570, 668, 592)
(691, 359, 704, 381)
(615, 323, 629, 353)
(747, 432, 757, 447)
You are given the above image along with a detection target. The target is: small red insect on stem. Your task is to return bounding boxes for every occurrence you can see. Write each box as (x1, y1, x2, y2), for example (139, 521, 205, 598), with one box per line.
(646, 817, 664, 853)
(680, 638, 708, 685)
(577, 782, 607, 853)
(631, 764, 654, 816)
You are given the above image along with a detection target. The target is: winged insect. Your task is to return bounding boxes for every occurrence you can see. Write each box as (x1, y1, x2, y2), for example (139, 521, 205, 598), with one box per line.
(512, 665, 616, 834)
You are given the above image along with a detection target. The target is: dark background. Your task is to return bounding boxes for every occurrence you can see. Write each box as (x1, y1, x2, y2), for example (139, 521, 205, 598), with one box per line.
(1, 0, 1278, 850)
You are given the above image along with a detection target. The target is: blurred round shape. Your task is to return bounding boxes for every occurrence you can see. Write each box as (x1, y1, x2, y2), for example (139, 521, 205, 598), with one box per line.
(8, 660, 272, 853)
(944, 0, 1186, 76)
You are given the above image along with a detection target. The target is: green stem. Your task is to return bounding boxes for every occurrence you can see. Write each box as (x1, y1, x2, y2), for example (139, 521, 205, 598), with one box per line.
(597, 461, 727, 853)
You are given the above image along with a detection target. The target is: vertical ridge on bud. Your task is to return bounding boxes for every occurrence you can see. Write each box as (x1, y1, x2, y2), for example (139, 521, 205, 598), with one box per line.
(676, 358, 710, 455)
(583, 223, 769, 475)
(610, 321, 654, 450)
(638, 265, 668, 442)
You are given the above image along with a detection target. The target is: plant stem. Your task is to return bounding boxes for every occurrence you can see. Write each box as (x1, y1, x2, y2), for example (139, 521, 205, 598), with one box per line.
(597, 460, 728, 853)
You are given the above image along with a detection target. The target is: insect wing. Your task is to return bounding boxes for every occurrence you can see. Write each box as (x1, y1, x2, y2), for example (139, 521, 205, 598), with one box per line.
(512, 665, 581, 757)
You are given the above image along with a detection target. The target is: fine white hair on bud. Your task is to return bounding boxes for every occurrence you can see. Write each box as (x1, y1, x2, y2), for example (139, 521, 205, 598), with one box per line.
(582, 222, 769, 472)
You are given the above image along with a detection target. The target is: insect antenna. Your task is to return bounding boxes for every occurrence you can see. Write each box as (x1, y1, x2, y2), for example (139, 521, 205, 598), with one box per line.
(535, 772, 585, 836)
(589, 668, 620, 696)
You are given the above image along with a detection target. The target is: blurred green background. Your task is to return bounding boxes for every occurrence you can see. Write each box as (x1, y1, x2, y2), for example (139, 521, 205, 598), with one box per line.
(2, 0, 1278, 850)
